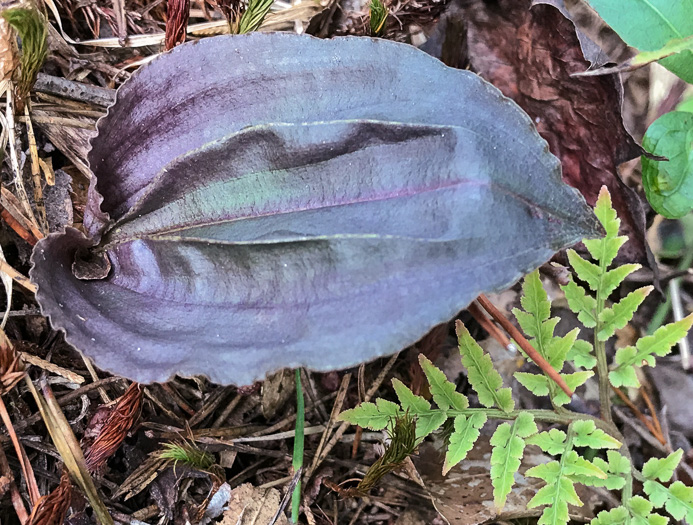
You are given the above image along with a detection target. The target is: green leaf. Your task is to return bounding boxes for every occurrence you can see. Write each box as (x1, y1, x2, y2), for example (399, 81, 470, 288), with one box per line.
(630, 35, 693, 69)
(582, 187, 626, 267)
(567, 250, 601, 291)
(547, 329, 579, 370)
(566, 339, 597, 369)
(551, 371, 594, 406)
(392, 378, 430, 414)
(443, 412, 487, 475)
(572, 420, 622, 449)
(571, 451, 629, 490)
(527, 428, 566, 455)
(609, 355, 641, 388)
(643, 449, 683, 482)
(415, 411, 448, 440)
(519, 370, 593, 406)
(562, 280, 597, 328)
(610, 315, 693, 387)
(563, 450, 607, 479)
(599, 264, 642, 299)
(418, 354, 468, 411)
(642, 111, 693, 218)
(519, 270, 551, 325)
(597, 287, 653, 341)
(490, 412, 537, 509)
(644, 480, 693, 522)
(515, 372, 550, 397)
(629, 496, 670, 525)
(339, 398, 401, 430)
(583, 0, 693, 83)
(527, 461, 582, 525)
(592, 506, 629, 525)
(456, 321, 515, 412)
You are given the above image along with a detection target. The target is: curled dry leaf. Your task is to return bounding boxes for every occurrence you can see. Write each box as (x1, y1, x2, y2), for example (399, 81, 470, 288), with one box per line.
(453, 0, 651, 265)
(0, 329, 25, 395)
(30, 33, 601, 385)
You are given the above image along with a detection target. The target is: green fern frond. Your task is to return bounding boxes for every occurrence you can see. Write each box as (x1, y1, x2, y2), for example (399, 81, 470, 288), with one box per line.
(643, 449, 683, 482)
(609, 315, 693, 387)
(418, 355, 469, 411)
(490, 412, 537, 509)
(597, 287, 653, 341)
(643, 481, 693, 523)
(456, 320, 514, 412)
(443, 413, 486, 475)
(339, 398, 401, 430)
(566, 339, 597, 369)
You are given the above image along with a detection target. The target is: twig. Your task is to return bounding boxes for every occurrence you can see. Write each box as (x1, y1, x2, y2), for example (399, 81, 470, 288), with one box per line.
(640, 387, 664, 439)
(80, 355, 110, 404)
(0, 396, 40, 505)
(23, 103, 48, 235)
(0, 444, 28, 523)
(0, 187, 44, 242)
(467, 301, 514, 352)
(669, 278, 690, 370)
(0, 259, 35, 293)
(476, 294, 573, 398)
(305, 372, 351, 480)
(19, 352, 84, 384)
(33, 73, 115, 107)
(611, 386, 665, 445)
(4, 86, 37, 227)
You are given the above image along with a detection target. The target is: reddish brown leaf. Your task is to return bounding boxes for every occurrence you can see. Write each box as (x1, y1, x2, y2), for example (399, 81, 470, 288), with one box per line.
(165, 0, 190, 50)
(27, 471, 71, 525)
(452, 0, 651, 265)
(84, 383, 143, 473)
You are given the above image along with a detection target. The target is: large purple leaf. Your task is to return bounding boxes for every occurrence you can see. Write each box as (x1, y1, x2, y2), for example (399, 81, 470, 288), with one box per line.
(31, 34, 601, 385)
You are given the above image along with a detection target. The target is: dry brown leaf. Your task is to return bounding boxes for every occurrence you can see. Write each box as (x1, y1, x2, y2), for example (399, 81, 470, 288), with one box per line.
(0, 17, 17, 83)
(221, 483, 288, 525)
(261, 369, 295, 420)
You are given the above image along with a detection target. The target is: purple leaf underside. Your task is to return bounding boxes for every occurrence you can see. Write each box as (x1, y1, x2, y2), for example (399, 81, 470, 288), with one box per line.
(31, 34, 600, 385)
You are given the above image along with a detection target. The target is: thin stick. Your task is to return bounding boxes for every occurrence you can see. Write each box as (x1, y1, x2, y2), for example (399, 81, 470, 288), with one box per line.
(0, 396, 40, 505)
(467, 301, 514, 351)
(80, 355, 110, 404)
(1, 187, 44, 242)
(5, 88, 38, 229)
(23, 103, 48, 234)
(611, 386, 665, 445)
(0, 259, 36, 293)
(640, 387, 664, 438)
(0, 443, 28, 523)
(476, 294, 573, 398)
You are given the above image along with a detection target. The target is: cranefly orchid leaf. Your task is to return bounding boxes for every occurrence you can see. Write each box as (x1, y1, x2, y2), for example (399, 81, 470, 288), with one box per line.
(31, 33, 601, 385)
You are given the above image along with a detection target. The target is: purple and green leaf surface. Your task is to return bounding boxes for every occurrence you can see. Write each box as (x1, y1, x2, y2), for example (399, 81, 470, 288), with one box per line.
(31, 33, 600, 385)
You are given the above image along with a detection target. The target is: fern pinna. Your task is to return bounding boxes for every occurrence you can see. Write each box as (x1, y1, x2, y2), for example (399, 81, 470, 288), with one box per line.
(340, 187, 693, 525)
